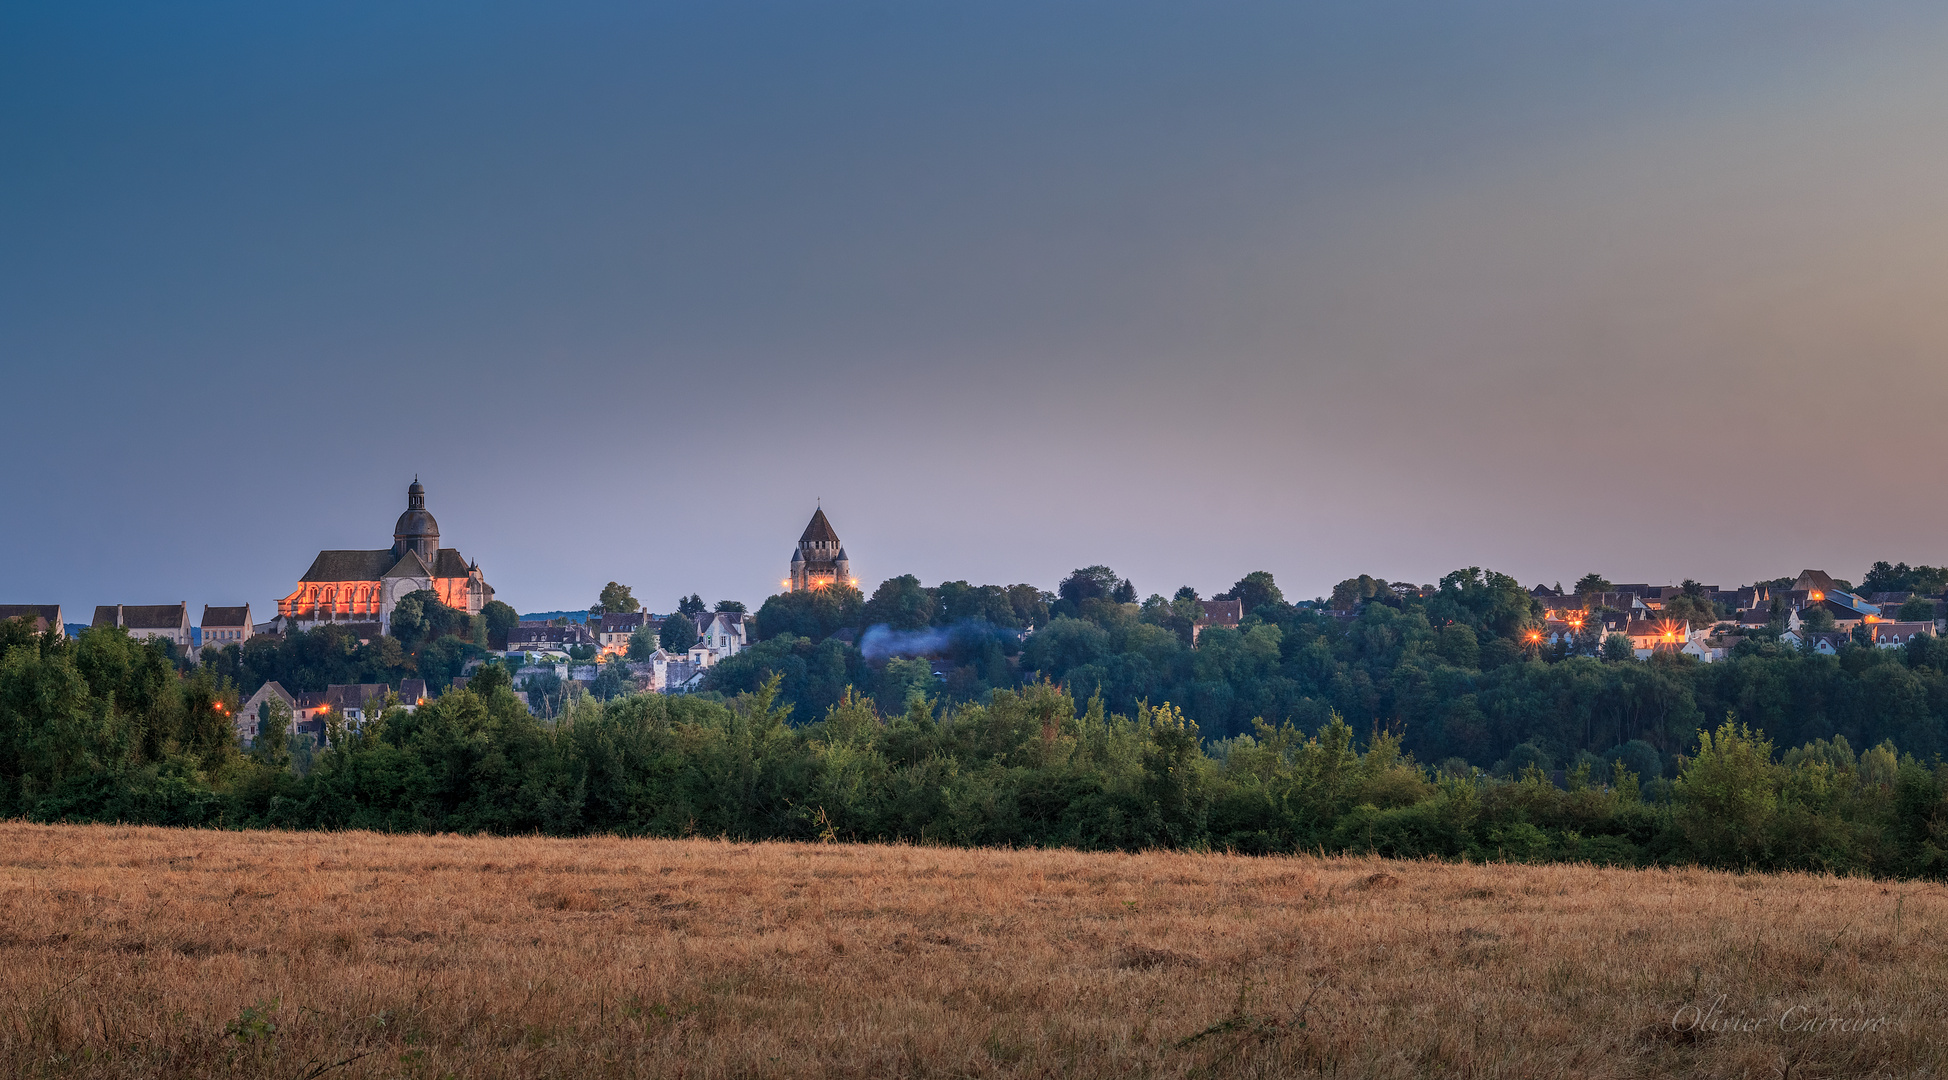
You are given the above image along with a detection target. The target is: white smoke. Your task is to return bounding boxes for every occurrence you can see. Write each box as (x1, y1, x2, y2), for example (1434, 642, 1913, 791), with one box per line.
(858, 623, 955, 662)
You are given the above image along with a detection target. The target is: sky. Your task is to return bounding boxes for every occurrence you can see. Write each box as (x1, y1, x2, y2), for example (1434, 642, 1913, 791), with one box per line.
(4, 1, 1948, 618)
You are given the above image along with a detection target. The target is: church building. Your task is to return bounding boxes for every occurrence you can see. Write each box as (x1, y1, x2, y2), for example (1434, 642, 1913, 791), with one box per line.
(278, 479, 494, 633)
(787, 508, 856, 591)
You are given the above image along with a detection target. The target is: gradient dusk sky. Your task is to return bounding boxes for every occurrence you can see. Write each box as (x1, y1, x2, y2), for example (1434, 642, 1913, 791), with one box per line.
(4, 1, 1947, 616)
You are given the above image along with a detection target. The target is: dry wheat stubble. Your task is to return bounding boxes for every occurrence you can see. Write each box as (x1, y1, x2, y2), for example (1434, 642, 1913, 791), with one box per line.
(0, 821, 1941, 1078)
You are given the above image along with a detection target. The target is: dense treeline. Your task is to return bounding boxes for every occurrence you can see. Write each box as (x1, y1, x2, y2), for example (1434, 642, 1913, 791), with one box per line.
(5, 618, 1948, 878)
(720, 566, 1948, 783)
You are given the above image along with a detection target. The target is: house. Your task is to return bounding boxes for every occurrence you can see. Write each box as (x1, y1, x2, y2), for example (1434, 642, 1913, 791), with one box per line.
(200, 605, 253, 649)
(1193, 599, 1245, 643)
(237, 681, 298, 747)
(325, 683, 392, 723)
(691, 610, 753, 659)
(1583, 592, 1650, 616)
(1681, 634, 1743, 663)
(1623, 620, 1688, 659)
(631, 648, 704, 693)
(399, 678, 430, 706)
(1808, 592, 1879, 630)
(505, 624, 596, 656)
(1779, 629, 1847, 655)
(92, 604, 192, 650)
(1791, 569, 1840, 599)
(1736, 607, 1778, 629)
(596, 612, 653, 655)
(1868, 622, 1936, 649)
(0, 605, 64, 638)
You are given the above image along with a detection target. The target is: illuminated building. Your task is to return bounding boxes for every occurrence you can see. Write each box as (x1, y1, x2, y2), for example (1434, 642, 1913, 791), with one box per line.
(277, 479, 494, 634)
(786, 507, 856, 592)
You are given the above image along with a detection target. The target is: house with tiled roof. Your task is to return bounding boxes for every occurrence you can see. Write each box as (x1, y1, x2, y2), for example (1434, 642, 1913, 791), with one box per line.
(506, 624, 596, 656)
(1193, 599, 1245, 643)
(200, 605, 252, 650)
(0, 605, 64, 638)
(92, 603, 191, 650)
(1623, 620, 1688, 659)
(597, 611, 654, 655)
(237, 681, 297, 747)
(277, 479, 493, 635)
(1868, 622, 1936, 649)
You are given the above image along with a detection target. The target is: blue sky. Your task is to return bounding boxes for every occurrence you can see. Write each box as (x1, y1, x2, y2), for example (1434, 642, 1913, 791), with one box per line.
(5, 2, 1947, 615)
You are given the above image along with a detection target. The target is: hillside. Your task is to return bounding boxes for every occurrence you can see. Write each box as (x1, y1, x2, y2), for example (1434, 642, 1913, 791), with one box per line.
(0, 823, 1936, 1078)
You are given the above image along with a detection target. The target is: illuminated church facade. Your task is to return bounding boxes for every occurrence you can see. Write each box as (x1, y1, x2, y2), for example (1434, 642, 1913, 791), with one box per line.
(278, 479, 494, 633)
(787, 508, 856, 591)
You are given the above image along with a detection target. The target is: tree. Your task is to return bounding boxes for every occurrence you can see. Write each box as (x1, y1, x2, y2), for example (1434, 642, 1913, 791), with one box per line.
(864, 575, 935, 631)
(1330, 575, 1387, 610)
(676, 594, 706, 617)
(1674, 718, 1780, 866)
(1220, 571, 1284, 614)
(1436, 624, 1480, 669)
(627, 625, 658, 660)
(715, 600, 747, 613)
(1863, 561, 1948, 596)
(250, 697, 293, 769)
(1603, 634, 1635, 662)
(1899, 596, 1938, 621)
(755, 586, 865, 642)
(1006, 585, 1052, 629)
(1664, 594, 1719, 628)
(592, 582, 638, 616)
(590, 655, 633, 701)
(1575, 573, 1612, 597)
(482, 601, 518, 651)
(660, 613, 700, 653)
(1173, 586, 1200, 602)
(1058, 566, 1123, 606)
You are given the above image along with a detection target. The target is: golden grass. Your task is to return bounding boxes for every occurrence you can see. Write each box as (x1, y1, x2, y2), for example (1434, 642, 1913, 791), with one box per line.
(1, 822, 1942, 1078)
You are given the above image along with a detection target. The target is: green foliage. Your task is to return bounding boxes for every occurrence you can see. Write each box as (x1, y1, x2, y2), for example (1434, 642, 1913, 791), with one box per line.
(593, 582, 639, 615)
(1221, 571, 1285, 614)
(754, 586, 864, 642)
(1674, 718, 1778, 865)
(590, 655, 634, 701)
(864, 575, 936, 631)
(1899, 596, 1937, 621)
(659, 614, 700, 653)
(627, 625, 658, 661)
(1863, 561, 1948, 596)
(1058, 566, 1124, 607)
(482, 601, 519, 650)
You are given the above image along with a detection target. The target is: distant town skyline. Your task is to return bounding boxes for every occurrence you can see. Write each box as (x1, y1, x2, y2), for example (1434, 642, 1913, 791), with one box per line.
(5, 2, 1947, 614)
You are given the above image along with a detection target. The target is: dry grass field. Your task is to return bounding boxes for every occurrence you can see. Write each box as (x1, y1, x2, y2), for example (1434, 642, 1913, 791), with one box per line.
(1, 822, 1942, 1079)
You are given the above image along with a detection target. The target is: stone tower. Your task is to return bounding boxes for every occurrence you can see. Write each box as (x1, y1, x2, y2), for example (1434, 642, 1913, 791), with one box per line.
(788, 508, 853, 591)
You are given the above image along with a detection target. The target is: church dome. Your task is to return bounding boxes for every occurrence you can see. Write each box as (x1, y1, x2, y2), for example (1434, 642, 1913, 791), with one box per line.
(393, 478, 440, 551)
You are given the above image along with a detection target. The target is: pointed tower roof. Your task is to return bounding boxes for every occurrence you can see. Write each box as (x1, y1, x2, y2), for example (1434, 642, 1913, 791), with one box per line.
(799, 508, 840, 545)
